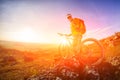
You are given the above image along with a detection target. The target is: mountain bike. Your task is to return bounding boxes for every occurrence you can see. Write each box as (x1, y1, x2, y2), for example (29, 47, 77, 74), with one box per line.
(58, 33, 105, 66)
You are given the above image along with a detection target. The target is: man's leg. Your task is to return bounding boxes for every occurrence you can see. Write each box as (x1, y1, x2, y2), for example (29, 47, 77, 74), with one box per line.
(76, 35, 82, 53)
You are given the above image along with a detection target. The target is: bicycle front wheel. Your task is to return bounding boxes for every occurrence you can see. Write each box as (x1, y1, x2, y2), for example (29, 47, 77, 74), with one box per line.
(58, 39, 73, 58)
(79, 38, 105, 66)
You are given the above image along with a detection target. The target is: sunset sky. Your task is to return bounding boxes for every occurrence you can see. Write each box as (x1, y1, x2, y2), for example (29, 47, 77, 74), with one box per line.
(0, 0, 120, 44)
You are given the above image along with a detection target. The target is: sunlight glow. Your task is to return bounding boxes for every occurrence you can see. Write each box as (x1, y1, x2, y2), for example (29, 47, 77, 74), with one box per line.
(61, 38, 68, 45)
(59, 36, 72, 46)
(15, 27, 38, 43)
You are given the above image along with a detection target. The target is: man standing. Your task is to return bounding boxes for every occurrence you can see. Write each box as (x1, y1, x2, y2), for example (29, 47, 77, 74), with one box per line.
(67, 14, 86, 50)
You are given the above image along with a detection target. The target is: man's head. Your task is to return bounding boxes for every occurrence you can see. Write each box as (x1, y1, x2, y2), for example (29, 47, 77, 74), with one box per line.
(67, 14, 73, 22)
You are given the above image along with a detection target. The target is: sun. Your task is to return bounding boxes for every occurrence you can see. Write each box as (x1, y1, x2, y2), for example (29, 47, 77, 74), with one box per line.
(17, 27, 37, 42)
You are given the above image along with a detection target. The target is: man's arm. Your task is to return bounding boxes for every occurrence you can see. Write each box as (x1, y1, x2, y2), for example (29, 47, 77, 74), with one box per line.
(58, 33, 72, 36)
(66, 34, 72, 36)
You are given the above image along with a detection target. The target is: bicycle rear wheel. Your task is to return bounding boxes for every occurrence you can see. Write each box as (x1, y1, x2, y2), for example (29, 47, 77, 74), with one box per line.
(79, 38, 105, 66)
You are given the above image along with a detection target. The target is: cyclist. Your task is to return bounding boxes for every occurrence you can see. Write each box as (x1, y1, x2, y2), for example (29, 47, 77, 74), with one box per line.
(66, 14, 86, 51)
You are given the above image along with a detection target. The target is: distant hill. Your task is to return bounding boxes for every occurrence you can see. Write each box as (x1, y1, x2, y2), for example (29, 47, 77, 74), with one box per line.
(0, 40, 58, 52)
(99, 32, 120, 47)
(100, 32, 120, 42)
(99, 32, 120, 58)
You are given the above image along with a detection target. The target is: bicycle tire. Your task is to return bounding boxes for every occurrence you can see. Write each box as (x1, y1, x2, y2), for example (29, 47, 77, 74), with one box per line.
(58, 39, 72, 58)
(80, 38, 105, 66)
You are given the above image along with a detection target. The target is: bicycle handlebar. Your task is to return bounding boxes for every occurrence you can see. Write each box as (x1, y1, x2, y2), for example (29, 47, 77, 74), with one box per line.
(58, 33, 71, 37)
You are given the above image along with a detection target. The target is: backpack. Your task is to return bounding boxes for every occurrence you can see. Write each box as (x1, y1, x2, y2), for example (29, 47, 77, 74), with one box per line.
(73, 18, 86, 34)
(79, 20, 86, 34)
